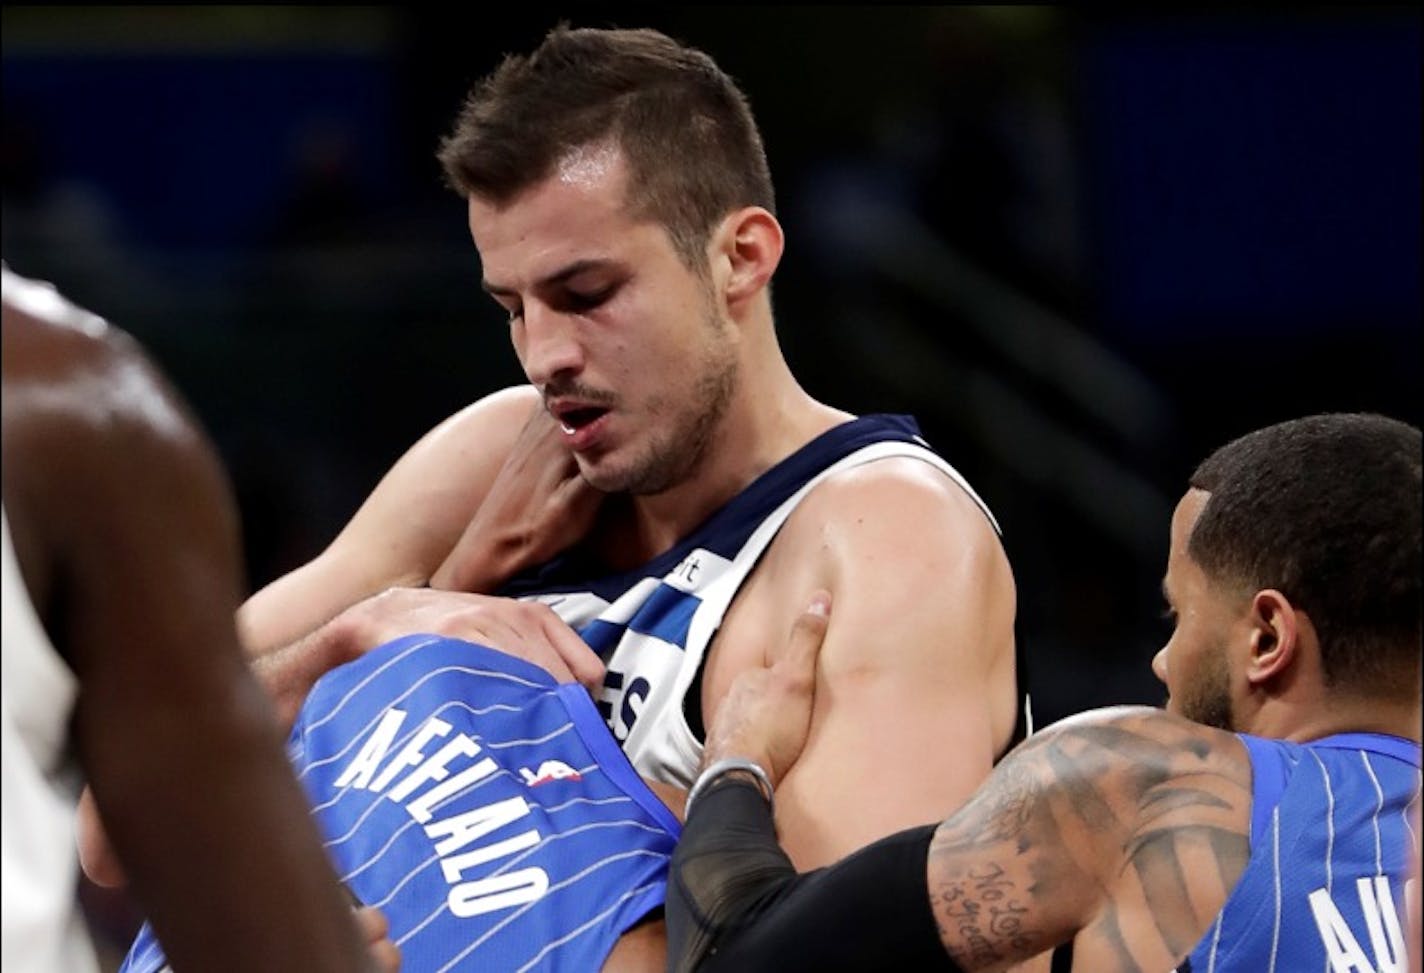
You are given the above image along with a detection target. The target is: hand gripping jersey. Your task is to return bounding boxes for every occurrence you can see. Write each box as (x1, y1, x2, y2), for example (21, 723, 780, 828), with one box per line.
(1178, 732, 1421, 973)
(121, 635, 681, 973)
(501, 414, 1031, 787)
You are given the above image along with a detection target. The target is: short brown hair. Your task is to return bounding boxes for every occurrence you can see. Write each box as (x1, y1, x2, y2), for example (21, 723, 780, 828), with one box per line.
(436, 25, 776, 269)
(1188, 413, 1422, 698)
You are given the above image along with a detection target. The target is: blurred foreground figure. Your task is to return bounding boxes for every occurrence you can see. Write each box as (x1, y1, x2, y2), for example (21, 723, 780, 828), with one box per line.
(1, 264, 393, 972)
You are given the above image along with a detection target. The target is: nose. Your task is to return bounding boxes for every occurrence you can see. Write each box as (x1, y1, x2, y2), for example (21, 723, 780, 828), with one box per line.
(517, 301, 585, 388)
(1151, 646, 1170, 685)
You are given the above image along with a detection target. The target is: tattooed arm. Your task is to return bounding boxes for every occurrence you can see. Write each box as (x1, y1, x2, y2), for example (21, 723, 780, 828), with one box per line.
(926, 706, 1251, 972)
(667, 705, 1252, 973)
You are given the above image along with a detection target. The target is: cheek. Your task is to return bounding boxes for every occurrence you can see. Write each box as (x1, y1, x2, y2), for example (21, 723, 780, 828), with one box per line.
(1160, 626, 1204, 690)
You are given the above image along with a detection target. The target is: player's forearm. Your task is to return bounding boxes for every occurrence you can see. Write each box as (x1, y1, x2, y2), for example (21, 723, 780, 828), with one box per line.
(668, 775, 948, 973)
(236, 553, 370, 659)
(430, 524, 531, 593)
(87, 680, 377, 972)
(667, 775, 796, 972)
(250, 612, 361, 730)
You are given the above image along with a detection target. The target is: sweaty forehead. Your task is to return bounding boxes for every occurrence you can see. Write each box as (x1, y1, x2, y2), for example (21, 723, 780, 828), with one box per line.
(555, 142, 622, 193)
(470, 144, 631, 229)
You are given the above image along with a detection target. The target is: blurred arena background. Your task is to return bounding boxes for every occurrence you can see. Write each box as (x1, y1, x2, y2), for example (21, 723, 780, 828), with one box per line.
(4, 4, 1419, 731)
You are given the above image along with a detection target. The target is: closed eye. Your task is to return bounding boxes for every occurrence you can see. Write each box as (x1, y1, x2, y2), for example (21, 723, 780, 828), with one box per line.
(556, 285, 616, 315)
(489, 298, 522, 324)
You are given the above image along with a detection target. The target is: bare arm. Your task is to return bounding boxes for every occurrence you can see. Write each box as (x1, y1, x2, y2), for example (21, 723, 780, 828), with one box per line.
(924, 708, 1250, 970)
(729, 459, 1018, 867)
(239, 388, 606, 719)
(4, 317, 379, 971)
(237, 384, 542, 655)
(252, 585, 606, 729)
(430, 398, 604, 591)
(669, 703, 1252, 972)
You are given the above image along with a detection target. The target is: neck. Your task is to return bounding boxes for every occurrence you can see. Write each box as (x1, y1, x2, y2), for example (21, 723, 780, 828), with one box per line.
(1246, 694, 1422, 745)
(615, 321, 850, 563)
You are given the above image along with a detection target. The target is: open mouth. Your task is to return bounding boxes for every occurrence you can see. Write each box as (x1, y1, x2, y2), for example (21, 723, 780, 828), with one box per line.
(557, 406, 608, 434)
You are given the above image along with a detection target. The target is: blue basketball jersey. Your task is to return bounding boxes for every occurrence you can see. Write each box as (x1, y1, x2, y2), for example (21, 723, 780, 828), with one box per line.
(1180, 732, 1421, 973)
(121, 635, 681, 973)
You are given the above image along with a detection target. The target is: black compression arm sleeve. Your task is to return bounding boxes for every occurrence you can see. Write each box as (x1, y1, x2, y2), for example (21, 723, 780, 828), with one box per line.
(666, 776, 958, 972)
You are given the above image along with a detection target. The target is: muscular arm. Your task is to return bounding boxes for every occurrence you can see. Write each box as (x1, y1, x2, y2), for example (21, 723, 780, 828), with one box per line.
(237, 384, 541, 655)
(729, 459, 1018, 867)
(924, 707, 1251, 970)
(239, 386, 606, 716)
(668, 707, 1252, 972)
(3, 316, 376, 971)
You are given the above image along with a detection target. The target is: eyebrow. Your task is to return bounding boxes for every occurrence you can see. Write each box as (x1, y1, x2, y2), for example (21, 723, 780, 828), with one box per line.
(481, 259, 613, 298)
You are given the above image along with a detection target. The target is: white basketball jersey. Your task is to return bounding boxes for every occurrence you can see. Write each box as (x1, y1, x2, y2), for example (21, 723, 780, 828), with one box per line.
(500, 415, 1019, 788)
(1, 506, 100, 973)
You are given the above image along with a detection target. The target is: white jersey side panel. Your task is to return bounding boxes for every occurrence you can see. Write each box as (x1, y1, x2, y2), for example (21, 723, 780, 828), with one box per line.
(529, 440, 998, 788)
(1, 506, 100, 973)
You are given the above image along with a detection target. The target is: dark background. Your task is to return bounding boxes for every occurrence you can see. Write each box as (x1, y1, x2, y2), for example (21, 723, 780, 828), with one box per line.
(4, 5, 1420, 729)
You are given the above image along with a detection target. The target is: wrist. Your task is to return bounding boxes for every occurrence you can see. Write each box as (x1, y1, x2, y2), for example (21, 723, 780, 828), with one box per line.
(685, 757, 774, 820)
(253, 612, 359, 731)
(703, 741, 776, 787)
(319, 603, 368, 667)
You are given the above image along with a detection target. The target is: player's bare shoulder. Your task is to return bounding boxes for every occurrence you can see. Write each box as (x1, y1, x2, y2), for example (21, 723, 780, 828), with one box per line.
(1039, 705, 1249, 778)
(1020, 706, 1253, 855)
(4, 267, 118, 392)
(803, 453, 997, 528)
(934, 704, 1252, 881)
(2, 267, 230, 607)
(416, 383, 542, 465)
(780, 453, 1009, 592)
(2, 271, 194, 455)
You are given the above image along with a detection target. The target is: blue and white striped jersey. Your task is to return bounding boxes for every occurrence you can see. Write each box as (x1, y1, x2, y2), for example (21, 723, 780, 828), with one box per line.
(121, 635, 681, 973)
(500, 414, 1026, 787)
(1180, 732, 1420, 973)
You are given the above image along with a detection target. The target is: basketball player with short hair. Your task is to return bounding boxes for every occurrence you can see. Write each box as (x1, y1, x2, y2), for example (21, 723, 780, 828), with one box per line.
(667, 413, 1421, 973)
(240, 23, 1028, 876)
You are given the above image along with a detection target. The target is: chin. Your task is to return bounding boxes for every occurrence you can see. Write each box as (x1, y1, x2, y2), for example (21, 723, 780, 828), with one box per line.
(586, 450, 690, 496)
(582, 471, 628, 494)
(575, 456, 638, 494)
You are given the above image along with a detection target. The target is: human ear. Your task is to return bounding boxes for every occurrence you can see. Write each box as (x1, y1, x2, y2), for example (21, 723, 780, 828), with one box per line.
(1245, 588, 1301, 686)
(715, 207, 784, 307)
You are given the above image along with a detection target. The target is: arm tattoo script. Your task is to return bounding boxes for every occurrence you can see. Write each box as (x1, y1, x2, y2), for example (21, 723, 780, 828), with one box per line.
(926, 708, 1251, 972)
